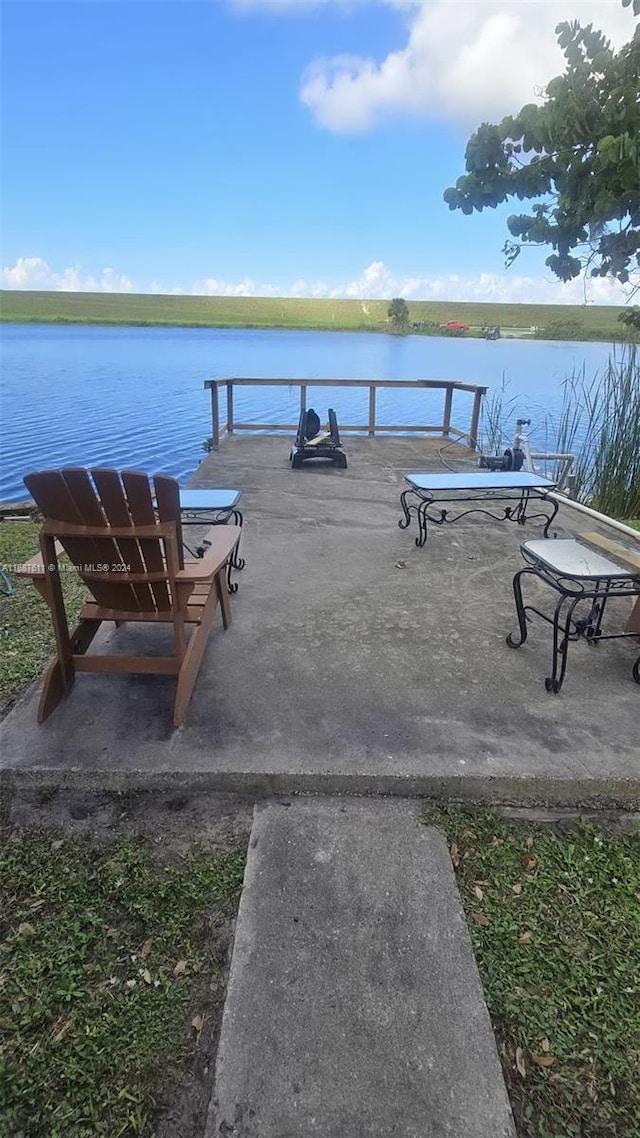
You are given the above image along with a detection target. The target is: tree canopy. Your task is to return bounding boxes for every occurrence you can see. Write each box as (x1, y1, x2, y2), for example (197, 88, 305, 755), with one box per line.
(388, 297, 409, 330)
(444, 2, 640, 287)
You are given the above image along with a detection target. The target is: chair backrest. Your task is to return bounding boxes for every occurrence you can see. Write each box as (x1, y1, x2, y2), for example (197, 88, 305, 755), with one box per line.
(295, 408, 322, 447)
(328, 408, 340, 446)
(24, 468, 184, 613)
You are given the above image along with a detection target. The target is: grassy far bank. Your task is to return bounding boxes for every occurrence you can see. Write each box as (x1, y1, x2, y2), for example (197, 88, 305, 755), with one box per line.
(424, 804, 640, 1138)
(0, 826, 246, 1138)
(0, 289, 630, 342)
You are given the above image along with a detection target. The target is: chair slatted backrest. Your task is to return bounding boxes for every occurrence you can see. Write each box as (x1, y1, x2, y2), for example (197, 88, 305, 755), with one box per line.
(23, 468, 180, 613)
(154, 475, 184, 571)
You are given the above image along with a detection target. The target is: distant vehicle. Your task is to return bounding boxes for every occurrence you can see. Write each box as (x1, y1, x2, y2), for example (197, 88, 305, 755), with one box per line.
(439, 320, 469, 331)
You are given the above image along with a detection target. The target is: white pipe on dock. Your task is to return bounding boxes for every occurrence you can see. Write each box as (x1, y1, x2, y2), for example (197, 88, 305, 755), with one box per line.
(549, 492, 640, 542)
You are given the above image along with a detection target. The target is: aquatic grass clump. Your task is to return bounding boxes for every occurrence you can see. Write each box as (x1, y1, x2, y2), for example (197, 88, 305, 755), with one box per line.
(552, 345, 640, 520)
(479, 375, 518, 455)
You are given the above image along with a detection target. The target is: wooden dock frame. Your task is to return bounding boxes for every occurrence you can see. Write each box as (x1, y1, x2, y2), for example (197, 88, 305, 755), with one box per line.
(204, 377, 487, 451)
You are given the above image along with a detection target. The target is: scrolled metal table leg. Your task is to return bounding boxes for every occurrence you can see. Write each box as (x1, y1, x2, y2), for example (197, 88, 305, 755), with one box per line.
(506, 567, 533, 648)
(545, 593, 579, 693)
(398, 490, 413, 531)
(542, 495, 560, 538)
(415, 501, 430, 547)
(226, 558, 239, 594)
(583, 581, 609, 643)
(513, 490, 527, 526)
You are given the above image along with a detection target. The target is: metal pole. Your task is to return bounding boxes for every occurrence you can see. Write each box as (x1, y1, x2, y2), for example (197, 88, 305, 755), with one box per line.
(368, 386, 376, 436)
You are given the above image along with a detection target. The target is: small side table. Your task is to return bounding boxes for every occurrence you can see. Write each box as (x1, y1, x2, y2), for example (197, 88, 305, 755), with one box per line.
(507, 538, 640, 692)
(179, 489, 245, 592)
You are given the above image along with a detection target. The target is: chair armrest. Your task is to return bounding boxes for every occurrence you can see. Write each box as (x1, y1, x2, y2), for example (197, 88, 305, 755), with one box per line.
(15, 541, 66, 579)
(176, 525, 241, 582)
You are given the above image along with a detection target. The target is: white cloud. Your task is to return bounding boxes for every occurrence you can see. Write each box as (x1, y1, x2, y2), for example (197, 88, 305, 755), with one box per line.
(196, 276, 272, 296)
(2, 253, 629, 305)
(192, 260, 629, 304)
(1, 256, 133, 293)
(299, 1, 635, 131)
(313, 260, 626, 304)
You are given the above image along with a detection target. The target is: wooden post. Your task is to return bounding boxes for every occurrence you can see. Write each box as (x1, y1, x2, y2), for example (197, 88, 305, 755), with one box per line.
(210, 383, 220, 450)
(226, 382, 234, 435)
(469, 388, 485, 451)
(442, 385, 453, 438)
(368, 386, 376, 436)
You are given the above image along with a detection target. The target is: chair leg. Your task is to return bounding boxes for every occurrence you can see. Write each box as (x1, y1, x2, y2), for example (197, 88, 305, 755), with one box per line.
(216, 568, 232, 629)
(38, 656, 75, 722)
(173, 577, 228, 726)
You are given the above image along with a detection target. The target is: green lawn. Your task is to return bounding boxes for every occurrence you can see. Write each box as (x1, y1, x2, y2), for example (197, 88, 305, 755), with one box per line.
(2, 806, 637, 1138)
(424, 804, 640, 1138)
(0, 521, 85, 717)
(0, 289, 629, 342)
(0, 829, 245, 1138)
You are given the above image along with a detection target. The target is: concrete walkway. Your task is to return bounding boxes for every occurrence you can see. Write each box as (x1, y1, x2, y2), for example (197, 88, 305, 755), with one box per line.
(1, 436, 638, 806)
(207, 797, 515, 1138)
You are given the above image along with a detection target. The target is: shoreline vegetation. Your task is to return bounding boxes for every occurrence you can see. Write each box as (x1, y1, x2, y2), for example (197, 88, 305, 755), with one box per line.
(0, 289, 631, 342)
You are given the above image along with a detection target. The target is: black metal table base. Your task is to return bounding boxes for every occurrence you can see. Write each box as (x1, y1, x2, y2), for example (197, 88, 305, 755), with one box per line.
(506, 564, 640, 693)
(181, 508, 245, 593)
(398, 488, 559, 547)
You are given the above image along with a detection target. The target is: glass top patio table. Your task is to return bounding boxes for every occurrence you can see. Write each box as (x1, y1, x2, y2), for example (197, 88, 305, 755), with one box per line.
(522, 538, 639, 581)
(399, 470, 559, 545)
(405, 472, 557, 492)
(179, 489, 241, 510)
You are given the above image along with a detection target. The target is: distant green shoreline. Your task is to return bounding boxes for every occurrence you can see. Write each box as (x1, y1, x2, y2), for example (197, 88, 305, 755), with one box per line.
(0, 289, 630, 343)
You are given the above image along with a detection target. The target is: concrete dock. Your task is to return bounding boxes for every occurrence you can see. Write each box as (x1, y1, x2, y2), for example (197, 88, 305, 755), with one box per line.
(1, 435, 638, 805)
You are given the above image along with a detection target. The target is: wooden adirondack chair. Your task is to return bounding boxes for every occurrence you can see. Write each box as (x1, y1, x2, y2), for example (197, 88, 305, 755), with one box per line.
(17, 468, 241, 726)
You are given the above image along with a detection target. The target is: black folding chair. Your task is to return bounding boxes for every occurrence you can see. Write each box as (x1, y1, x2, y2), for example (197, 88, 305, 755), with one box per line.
(290, 408, 347, 469)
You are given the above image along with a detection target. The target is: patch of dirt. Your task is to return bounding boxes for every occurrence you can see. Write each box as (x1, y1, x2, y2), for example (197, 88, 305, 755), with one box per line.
(1, 786, 254, 856)
(0, 787, 254, 1138)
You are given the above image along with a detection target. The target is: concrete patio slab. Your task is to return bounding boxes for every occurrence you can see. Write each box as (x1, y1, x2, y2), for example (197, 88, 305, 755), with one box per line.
(1, 437, 638, 806)
(207, 797, 516, 1138)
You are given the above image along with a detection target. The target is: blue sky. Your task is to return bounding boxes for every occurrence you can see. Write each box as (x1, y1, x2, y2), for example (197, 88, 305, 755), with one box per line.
(1, 0, 635, 304)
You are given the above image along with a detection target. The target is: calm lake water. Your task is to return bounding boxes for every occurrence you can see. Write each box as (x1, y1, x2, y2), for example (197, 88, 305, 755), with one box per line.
(0, 322, 615, 502)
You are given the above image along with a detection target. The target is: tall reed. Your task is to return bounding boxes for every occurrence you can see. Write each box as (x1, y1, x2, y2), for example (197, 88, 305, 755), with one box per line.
(552, 345, 640, 520)
(479, 375, 518, 455)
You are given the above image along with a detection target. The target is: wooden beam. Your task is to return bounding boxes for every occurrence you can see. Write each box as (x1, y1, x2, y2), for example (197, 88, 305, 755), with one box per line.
(230, 422, 462, 434)
(204, 377, 488, 395)
(469, 388, 484, 451)
(210, 382, 220, 450)
(579, 530, 640, 571)
(226, 381, 234, 435)
(368, 387, 376, 436)
(442, 386, 453, 438)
